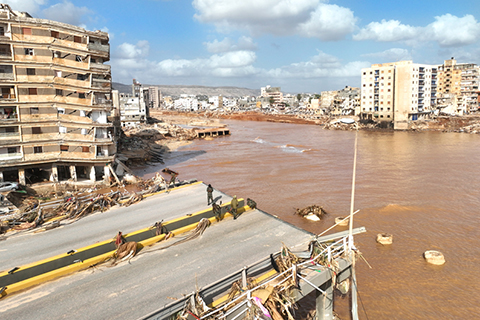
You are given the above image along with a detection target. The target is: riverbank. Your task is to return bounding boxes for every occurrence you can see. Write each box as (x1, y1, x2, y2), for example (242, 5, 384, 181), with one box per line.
(151, 109, 480, 133)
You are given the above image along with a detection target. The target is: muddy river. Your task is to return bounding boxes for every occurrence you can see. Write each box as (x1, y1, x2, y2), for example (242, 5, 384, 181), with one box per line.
(140, 120, 480, 319)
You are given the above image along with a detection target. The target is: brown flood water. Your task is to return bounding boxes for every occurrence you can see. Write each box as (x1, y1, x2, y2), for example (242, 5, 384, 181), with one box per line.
(140, 120, 480, 319)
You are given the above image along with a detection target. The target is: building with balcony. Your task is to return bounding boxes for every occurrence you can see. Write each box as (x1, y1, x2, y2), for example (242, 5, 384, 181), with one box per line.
(361, 61, 437, 129)
(0, 4, 114, 185)
(437, 57, 479, 114)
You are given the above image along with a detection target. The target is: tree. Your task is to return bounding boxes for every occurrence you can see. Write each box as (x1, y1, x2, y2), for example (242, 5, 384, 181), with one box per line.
(297, 93, 302, 101)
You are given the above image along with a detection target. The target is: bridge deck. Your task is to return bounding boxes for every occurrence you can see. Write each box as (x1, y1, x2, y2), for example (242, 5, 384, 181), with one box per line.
(0, 184, 313, 320)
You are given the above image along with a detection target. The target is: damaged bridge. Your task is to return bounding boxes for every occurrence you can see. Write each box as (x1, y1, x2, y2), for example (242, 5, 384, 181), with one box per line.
(0, 182, 365, 320)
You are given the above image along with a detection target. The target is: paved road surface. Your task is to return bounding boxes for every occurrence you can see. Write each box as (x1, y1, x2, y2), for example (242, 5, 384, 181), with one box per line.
(0, 183, 313, 320)
(0, 183, 229, 271)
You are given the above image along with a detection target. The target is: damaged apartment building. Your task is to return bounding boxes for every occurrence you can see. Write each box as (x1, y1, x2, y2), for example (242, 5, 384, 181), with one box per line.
(113, 79, 149, 127)
(0, 4, 115, 185)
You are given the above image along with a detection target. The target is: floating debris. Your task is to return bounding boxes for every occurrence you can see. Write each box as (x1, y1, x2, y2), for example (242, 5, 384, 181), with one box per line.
(376, 233, 393, 245)
(295, 205, 327, 221)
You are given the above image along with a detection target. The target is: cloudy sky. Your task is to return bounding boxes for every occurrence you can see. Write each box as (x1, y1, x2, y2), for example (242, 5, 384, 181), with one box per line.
(4, 0, 480, 92)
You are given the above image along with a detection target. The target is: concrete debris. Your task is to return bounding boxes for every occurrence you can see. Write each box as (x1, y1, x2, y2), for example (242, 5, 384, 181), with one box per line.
(295, 205, 328, 220)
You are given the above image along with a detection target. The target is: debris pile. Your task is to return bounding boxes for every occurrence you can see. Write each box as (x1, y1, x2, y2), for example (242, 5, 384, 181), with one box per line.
(178, 239, 349, 320)
(117, 123, 197, 166)
(295, 205, 327, 221)
(0, 172, 197, 237)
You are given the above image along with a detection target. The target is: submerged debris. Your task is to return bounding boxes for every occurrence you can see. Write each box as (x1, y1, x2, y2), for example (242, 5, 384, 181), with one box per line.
(295, 205, 327, 221)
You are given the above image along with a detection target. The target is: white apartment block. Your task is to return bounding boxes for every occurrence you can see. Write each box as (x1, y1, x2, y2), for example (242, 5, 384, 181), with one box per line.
(361, 61, 437, 129)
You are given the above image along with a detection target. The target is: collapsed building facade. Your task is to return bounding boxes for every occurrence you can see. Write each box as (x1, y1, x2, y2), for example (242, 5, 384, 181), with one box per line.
(0, 4, 114, 185)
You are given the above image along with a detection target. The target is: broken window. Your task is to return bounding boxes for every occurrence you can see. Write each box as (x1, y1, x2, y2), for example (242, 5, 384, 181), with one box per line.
(34, 146, 42, 153)
(57, 108, 65, 114)
(28, 88, 37, 95)
(77, 74, 88, 81)
(26, 68, 35, 75)
(82, 146, 89, 153)
(30, 107, 39, 114)
(32, 127, 41, 134)
(22, 28, 32, 35)
(60, 145, 68, 152)
(78, 92, 86, 99)
(7, 147, 16, 154)
(55, 70, 62, 77)
(24, 48, 34, 56)
(91, 58, 96, 63)
(51, 31, 60, 38)
(56, 89, 63, 96)
(59, 126, 67, 134)
(75, 55, 82, 62)
(74, 36, 82, 43)
(0, 26, 4, 36)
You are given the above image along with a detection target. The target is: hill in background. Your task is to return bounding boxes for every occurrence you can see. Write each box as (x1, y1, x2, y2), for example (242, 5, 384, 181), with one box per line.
(112, 82, 260, 97)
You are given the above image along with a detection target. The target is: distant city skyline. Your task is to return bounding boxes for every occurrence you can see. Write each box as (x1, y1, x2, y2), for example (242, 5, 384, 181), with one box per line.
(5, 0, 480, 92)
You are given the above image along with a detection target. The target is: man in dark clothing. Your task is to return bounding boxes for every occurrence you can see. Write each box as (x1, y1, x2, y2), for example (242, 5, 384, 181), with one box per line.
(207, 184, 214, 205)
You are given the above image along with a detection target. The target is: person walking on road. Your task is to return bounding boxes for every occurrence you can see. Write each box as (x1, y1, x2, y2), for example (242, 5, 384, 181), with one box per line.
(207, 184, 214, 205)
(231, 195, 239, 219)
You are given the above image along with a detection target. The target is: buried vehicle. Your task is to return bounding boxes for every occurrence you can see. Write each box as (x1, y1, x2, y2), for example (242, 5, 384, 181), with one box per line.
(0, 182, 18, 192)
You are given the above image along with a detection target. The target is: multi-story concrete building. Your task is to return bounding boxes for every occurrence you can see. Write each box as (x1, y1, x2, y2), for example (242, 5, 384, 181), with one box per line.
(148, 86, 161, 109)
(361, 61, 437, 129)
(0, 4, 114, 184)
(260, 85, 283, 107)
(437, 58, 479, 114)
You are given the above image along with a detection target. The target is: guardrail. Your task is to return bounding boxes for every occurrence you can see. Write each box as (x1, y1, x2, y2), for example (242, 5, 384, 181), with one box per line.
(139, 227, 366, 320)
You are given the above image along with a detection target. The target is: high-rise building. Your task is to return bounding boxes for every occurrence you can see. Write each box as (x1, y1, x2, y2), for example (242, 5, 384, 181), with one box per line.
(361, 61, 437, 129)
(0, 4, 114, 184)
(437, 58, 479, 114)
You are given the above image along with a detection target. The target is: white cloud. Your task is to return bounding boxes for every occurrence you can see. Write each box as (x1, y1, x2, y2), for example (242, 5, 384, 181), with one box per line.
(353, 19, 417, 42)
(427, 14, 480, 47)
(298, 3, 356, 40)
(115, 40, 150, 59)
(362, 48, 411, 61)
(193, 0, 356, 40)
(354, 14, 480, 47)
(42, 1, 92, 27)
(204, 36, 257, 53)
(2, 0, 46, 16)
(267, 50, 369, 78)
(111, 41, 366, 91)
(156, 51, 257, 77)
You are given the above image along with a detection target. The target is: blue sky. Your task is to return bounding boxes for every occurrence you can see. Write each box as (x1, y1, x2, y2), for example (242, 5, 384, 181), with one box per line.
(5, 0, 480, 93)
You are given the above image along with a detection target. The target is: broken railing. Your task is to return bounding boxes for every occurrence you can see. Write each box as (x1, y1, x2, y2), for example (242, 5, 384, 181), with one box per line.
(139, 227, 366, 320)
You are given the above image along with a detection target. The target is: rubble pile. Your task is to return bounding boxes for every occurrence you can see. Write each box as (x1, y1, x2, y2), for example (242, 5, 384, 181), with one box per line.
(295, 205, 328, 220)
(0, 172, 197, 237)
(117, 123, 197, 166)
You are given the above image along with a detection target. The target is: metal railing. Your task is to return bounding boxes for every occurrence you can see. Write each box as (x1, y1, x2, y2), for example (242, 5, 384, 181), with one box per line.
(140, 227, 366, 320)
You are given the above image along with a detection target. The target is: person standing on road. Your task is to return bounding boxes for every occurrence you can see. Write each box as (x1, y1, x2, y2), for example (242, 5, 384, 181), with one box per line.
(207, 184, 214, 205)
(231, 195, 238, 219)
